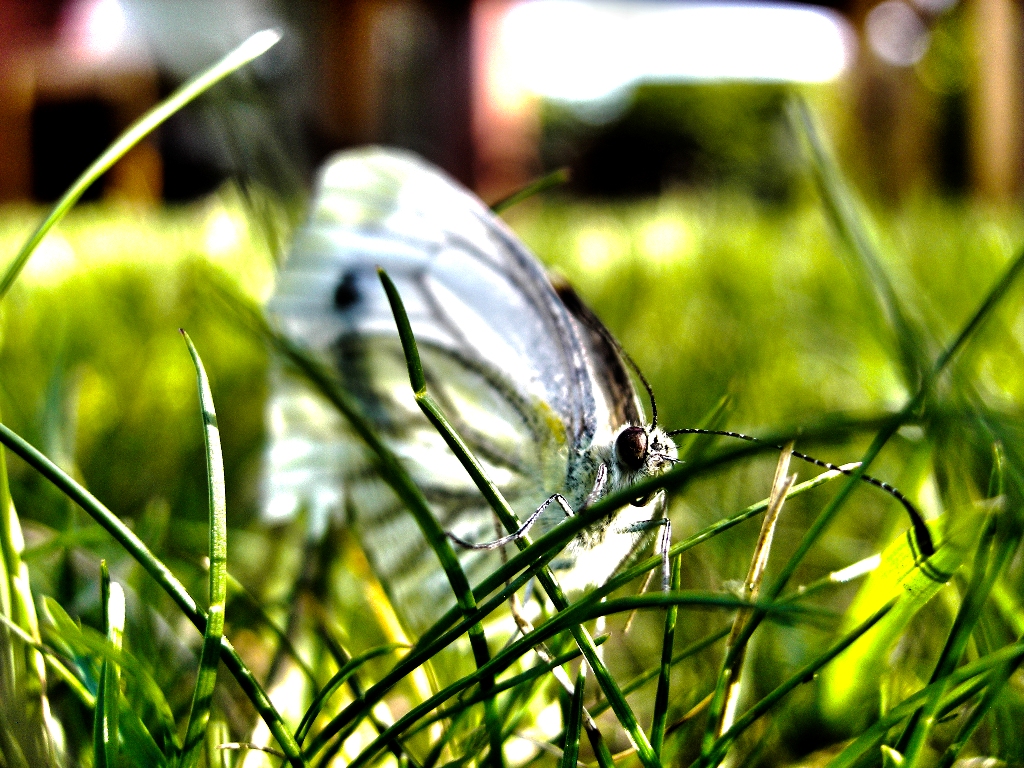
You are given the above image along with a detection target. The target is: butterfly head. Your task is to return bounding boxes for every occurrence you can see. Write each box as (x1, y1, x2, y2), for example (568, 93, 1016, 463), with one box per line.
(613, 423, 678, 482)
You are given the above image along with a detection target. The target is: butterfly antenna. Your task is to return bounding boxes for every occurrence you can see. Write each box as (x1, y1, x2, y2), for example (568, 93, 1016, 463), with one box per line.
(621, 347, 658, 428)
(590, 320, 658, 427)
(550, 281, 659, 426)
(666, 428, 934, 557)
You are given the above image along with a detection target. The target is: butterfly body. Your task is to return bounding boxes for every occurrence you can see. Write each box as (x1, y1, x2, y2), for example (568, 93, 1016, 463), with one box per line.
(266, 147, 676, 631)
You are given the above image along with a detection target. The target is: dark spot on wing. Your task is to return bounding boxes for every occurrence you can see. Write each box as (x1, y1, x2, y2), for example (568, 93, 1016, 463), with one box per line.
(334, 271, 360, 310)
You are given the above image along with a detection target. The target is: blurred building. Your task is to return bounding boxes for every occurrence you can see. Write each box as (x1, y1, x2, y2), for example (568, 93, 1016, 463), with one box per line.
(473, 0, 1021, 202)
(0, 0, 160, 202)
(0, 0, 311, 203)
(845, 0, 1021, 201)
(0, 0, 1018, 205)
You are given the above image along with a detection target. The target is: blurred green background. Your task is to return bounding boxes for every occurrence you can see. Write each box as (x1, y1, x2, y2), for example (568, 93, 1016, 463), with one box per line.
(5, 172, 1024, 763)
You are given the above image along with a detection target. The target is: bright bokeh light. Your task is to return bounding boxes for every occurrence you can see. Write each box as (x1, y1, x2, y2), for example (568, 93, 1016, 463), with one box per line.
(22, 235, 77, 286)
(638, 217, 694, 262)
(911, 0, 957, 14)
(204, 207, 244, 256)
(62, 0, 128, 60)
(498, 0, 855, 103)
(576, 223, 630, 270)
(829, 554, 882, 583)
(866, 0, 930, 67)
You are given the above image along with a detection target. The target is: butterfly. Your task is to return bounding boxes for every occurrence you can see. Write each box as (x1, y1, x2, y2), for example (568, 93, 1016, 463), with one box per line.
(264, 147, 934, 635)
(264, 147, 679, 634)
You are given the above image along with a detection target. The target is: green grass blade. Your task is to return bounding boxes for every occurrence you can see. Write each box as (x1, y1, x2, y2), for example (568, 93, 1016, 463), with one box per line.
(92, 565, 108, 767)
(651, 553, 680, 757)
(93, 562, 123, 768)
(588, 711, 619, 768)
(43, 596, 177, 744)
(378, 268, 658, 767)
(339, 591, 770, 768)
(929, 243, 1024, 377)
(411, 636, 608, 735)
(382, 267, 428, 395)
(829, 679, 984, 768)
(790, 98, 926, 389)
(827, 635, 1024, 768)
(591, 627, 729, 718)
(118, 706, 168, 768)
(0, 404, 57, 767)
(0, 30, 280, 302)
(295, 643, 405, 745)
(206, 719, 231, 768)
(178, 332, 228, 768)
(306, 529, 586, 752)
(936, 641, 1024, 767)
(375, 268, 505, 768)
(697, 598, 897, 768)
(307, 564, 564, 750)
(0, 612, 94, 708)
(422, 707, 472, 768)
(490, 168, 571, 214)
(881, 745, 904, 767)
(301, 565, 543, 760)
(819, 515, 967, 722)
(0, 423, 307, 768)
(897, 512, 995, 764)
(901, 509, 1020, 765)
(22, 527, 109, 562)
(560, 666, 585, 768)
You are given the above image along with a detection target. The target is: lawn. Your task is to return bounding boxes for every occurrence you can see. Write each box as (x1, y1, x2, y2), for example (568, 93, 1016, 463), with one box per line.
(2, 35, 1024, 768)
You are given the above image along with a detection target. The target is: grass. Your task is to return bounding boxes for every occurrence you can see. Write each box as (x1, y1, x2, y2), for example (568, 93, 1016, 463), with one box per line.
(1, 41, 1024, 767)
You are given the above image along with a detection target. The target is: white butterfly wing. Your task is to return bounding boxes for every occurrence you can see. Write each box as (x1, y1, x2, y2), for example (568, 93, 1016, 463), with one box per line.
(266, 147, 645, 631)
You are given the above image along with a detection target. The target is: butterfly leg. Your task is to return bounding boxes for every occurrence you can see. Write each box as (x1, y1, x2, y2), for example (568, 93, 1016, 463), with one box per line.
(447, 493, 575, 551)
(506, 588, 608, 754)
(468, 501, 610, 749)
(448, 460, 609, 552)
(582, 463, 608, 508)
(617, 517, 672, 592)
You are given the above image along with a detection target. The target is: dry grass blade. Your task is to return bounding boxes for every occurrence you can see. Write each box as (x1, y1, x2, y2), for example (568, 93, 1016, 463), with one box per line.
(716, 444, 797, 739)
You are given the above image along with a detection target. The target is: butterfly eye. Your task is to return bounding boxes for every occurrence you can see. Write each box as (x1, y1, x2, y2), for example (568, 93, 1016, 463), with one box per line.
(616, 426, 648, 472)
